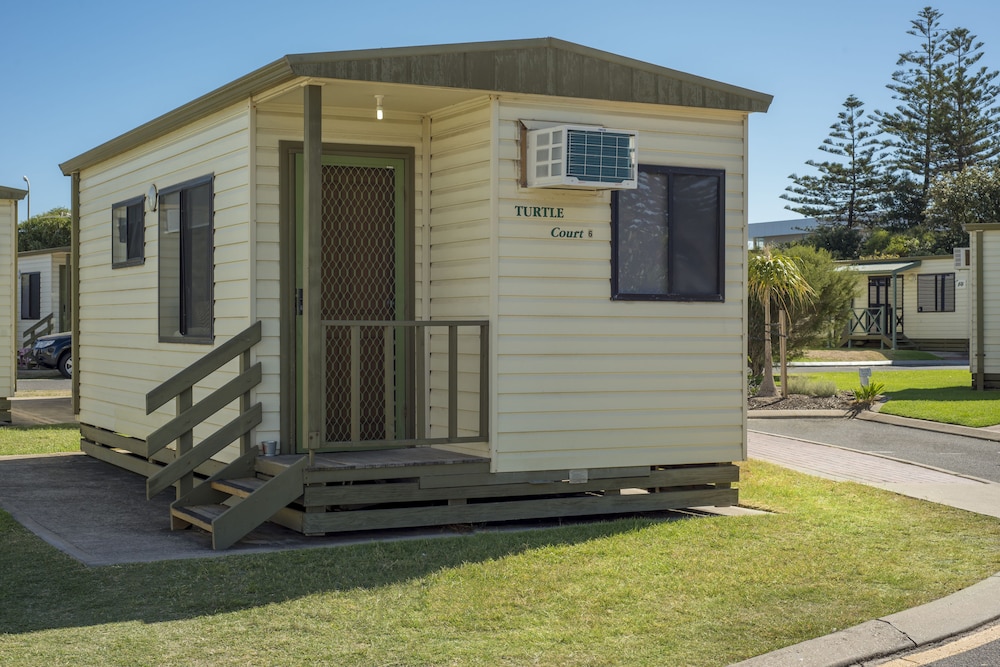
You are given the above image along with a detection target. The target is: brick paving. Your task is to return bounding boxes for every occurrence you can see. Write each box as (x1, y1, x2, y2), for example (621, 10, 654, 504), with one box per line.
(747, 430, 983, 485)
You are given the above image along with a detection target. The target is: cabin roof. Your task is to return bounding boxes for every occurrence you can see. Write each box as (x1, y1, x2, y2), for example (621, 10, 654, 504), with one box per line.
(0, 186, 28, 201)
(60, 37, 772, 175)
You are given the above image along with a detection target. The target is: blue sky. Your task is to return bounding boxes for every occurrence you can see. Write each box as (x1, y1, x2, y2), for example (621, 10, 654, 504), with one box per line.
(3, 0, 999, 223)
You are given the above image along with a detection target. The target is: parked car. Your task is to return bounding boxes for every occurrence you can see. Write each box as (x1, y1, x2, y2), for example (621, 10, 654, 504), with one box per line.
(30, 332, 72, 378)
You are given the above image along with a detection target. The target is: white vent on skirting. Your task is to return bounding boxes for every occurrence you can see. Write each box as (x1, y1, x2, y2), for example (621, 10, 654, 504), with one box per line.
(526, 125, 637, 189)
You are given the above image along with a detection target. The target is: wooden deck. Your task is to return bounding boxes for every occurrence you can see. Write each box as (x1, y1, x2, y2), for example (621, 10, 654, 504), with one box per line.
(81, 425, 739, 548)
(256, 447, 738, 536)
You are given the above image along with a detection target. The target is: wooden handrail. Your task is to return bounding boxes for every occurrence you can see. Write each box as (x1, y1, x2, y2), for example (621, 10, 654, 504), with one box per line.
(147, 320, 262, 413)
(144, 321, 263, 500)
(22, 312, 55, 349)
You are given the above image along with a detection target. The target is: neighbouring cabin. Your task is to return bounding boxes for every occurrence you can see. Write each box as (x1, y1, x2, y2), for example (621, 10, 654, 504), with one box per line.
(0, 186, 24, 423)
(838, 255, 971, 353)
(17, 246, 71, 350)
(748, 218, 818, 249)
(60, 39, 772, 548)
(967, 226, 1000, 389)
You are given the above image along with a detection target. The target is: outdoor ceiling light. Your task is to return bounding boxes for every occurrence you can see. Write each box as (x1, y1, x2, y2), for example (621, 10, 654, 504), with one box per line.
(375, 95, 384, 120)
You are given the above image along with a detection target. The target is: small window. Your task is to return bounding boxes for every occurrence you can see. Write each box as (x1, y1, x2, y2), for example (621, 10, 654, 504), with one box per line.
(158, 176, 214, 343)
(917, 273, 955, 312)
(612, 165, 725, 301)
(20, 272, 40, 320)
(112, 196, 145, 267)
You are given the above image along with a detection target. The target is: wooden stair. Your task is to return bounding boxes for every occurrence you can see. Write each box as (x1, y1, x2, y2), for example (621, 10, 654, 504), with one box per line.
(169, 449, 308, 550)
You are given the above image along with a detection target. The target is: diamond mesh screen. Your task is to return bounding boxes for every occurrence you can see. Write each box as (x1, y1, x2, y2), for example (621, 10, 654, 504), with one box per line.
(320, 164, 397, 442)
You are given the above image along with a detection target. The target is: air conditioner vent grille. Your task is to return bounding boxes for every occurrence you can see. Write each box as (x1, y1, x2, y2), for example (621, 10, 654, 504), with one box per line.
(526, 125, 637, 189)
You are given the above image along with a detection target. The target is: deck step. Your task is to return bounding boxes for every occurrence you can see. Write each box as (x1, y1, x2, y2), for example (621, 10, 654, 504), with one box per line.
(171, 504, 228, 532)
(212, 476, 265, 498)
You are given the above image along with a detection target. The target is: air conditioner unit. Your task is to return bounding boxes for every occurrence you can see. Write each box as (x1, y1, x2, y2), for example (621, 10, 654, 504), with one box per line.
(526, 125, 637, 189)
(954, 247, 971, 269)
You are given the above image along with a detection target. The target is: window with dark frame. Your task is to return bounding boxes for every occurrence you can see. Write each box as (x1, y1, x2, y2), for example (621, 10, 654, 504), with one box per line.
(612, 165, 725, 301)
(111, 196, 145, 267)
(158, 176, 214, 343)
(20, 272, 40, 320)
(917, 273, 955, 312)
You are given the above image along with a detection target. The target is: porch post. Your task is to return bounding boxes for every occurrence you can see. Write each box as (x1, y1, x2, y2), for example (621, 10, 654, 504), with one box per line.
(302, 84, 323, 457)
(891, 272, 898, 350)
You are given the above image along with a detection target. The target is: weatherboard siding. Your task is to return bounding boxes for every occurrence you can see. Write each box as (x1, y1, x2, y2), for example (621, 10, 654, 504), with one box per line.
(16, 250, 68, 347)
(904, 258, 970, 341)
(972, 231, 1000, 375)
(491, 97, 748, 473)
(0, 200, 15, 398)
(76, 104, 253, 446)
(423, 99, 493, 456)
(846, 257, 971, 343)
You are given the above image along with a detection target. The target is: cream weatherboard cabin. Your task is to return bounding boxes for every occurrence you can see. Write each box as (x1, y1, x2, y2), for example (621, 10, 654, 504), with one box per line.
(17, 246, 71, 352)
(0, 186, 24, 423)
(967, 226, 1000, 388)
(60, 39, 772, 548)
(839, 254, 971, 352)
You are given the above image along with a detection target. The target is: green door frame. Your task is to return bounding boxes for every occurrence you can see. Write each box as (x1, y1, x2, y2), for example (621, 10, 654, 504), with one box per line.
(280, 142, 415, 453)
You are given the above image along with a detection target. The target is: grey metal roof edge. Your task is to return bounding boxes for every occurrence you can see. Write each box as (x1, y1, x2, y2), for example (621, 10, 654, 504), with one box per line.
(836, 260, 922, 274)
(0, 186, 28, 200)
(60, 58, 295, 175)
(19, 245, 71, 257)
(61, 38, 773, 175)
(839, 253, 955, 266)
(965, 223, 1000, 231)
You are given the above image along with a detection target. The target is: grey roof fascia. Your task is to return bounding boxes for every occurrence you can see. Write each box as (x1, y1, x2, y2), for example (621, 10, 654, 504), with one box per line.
(0, 186, 28, 200)
(61, 38, 773, 176)
(838, 260, 922, 275)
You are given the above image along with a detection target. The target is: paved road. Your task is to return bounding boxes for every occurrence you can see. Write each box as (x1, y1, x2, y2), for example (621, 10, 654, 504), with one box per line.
(749, 417, 1000, 483)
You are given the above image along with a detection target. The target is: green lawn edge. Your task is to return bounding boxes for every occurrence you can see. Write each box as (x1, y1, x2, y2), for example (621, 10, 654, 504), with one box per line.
(785, 369, 1000, 428)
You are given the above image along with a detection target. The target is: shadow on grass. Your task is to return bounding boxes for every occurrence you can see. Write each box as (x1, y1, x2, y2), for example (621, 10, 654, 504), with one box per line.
(886, 385, 1000, 402)
(0, 453, 696, 634)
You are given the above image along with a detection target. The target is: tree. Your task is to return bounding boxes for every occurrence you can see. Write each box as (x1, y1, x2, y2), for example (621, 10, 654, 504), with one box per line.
(938, 27, 1000, 172)
(800, 222, 865, 259)
(748, 246, 856, 383)
(18, 207, 71, 252)
(878, 6, 950, 211)
(782, 95, 884, 228)
(925, 165, 1000, 228)
(747, 247, 815, 398)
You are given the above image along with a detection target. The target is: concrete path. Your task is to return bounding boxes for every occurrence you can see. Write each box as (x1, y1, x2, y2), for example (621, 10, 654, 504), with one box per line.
(749, 430, 1000, 519)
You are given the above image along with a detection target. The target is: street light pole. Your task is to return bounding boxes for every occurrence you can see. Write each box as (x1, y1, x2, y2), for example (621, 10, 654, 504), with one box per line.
(21, 175, 30, 222)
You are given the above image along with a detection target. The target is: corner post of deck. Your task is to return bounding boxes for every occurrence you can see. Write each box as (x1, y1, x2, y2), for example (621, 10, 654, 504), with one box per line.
(302, 84, 324, 450)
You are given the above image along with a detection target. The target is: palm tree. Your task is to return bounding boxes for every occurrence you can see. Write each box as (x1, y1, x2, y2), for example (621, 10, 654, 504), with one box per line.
(748, 247, 815, 397)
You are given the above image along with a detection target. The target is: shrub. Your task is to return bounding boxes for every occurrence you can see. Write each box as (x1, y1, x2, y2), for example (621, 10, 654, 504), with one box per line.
(785, 375, 837, 397)
(747, 245, 857, 378)
(851, 381, 886, 409)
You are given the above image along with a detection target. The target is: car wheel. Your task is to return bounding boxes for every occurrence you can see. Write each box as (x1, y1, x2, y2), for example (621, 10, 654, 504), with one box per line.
(57, 353, 72, 379)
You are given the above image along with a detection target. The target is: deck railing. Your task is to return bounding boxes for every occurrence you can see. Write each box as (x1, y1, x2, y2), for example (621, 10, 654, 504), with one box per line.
(318, 319, 489, 451)
(846, 306, 903, 338)
(21, 312, 55, 349)
(144, 321, 263, 499)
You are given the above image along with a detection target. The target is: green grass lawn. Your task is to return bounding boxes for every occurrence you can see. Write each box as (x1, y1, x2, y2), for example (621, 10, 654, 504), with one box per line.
(0, 425, 81, 456)
(0, 459, 997, 666)
(788, 369, 1000, 427)
(792, 348, 942, 362)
